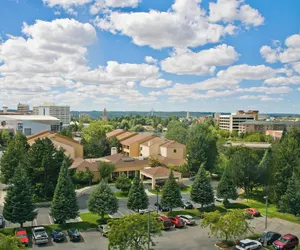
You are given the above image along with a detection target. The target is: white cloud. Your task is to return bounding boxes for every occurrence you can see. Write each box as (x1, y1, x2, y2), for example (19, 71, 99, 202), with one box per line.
(145, 56, 157, 64)
(264, 76, 300, 85)
(161, 44, 239, 75)
(239, 86, 292, 94)
(209, 0, 264, 27)
(260, 34, 300, 64)
(43, 0, 92, 8)
(94, 0, 248, 49)
(217, 64, 276, 80)
(90, 0, 141, 15)
(140, 78, 172, 88)
(239, 95, 283, 101)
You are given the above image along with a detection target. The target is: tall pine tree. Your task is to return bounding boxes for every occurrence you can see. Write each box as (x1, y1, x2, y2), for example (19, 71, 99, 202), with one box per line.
(216, 167, 238, 204)
(190, 164, 214, 208)
(127, 174, 148, 212)
(161, 170, 183, 212)
(3, 163, 37, 227)
(88, 180, 118, 220)
(279, 173, 300, 216)
(50, 159, 79, 224)
(0, 132, 29, 184)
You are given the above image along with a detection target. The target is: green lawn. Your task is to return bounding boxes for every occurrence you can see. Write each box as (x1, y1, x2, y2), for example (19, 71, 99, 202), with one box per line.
(181, 186, 191, 193)
(115, 191, 129, 198)
(148, 189, 163, 195)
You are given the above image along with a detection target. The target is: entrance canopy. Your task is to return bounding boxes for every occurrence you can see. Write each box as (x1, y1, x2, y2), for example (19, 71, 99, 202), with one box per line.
(140, 167, 182, 189)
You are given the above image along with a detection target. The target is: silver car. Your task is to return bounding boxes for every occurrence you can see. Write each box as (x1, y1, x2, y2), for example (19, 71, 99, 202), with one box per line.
(177, 215, 196, 225)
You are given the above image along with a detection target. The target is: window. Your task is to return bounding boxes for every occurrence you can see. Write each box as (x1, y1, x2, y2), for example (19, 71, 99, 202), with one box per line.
(173, 149, 177, 153)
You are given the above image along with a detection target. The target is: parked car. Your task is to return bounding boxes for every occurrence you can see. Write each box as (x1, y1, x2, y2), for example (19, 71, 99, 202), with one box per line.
(97, 225, 110, 237)
(258, 231, 281, 245)
(235, 239, 262, 250)
(245, 208, 260, 217)
(214, 196, 224, 203)
(52, 228, 65, 242)
(177, 215, 196, 226)
(31, 227, 49, 245)
(15, 228, 29, 247)
(67, 228, 81, 242)
(154, 202, 169, 212)
(168, 216, 185, 228)
(139, 209, 149, 214)
(181, 199, 193, 209)
(273, 234, 299, 249)
(0, 215, 5, 228)
(157, 216, 173, 230)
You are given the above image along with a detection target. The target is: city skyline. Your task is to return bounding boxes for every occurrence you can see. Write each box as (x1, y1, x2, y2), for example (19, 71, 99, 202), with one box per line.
(0, 0, 299, 113)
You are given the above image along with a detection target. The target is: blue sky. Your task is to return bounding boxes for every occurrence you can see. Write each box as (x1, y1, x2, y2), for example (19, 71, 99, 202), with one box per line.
(0, 0, 299, 113)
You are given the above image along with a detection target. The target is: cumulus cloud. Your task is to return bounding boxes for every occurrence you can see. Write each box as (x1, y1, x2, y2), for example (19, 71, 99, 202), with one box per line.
(145, 56, 158, 64)
(140, 79, 172, 88)
(260, 34, 300, 64)
(90, 0, 141, 14)
(264, 76, 300, 85)
(93, 0, 262, 49)
(239, 95, 283, 101)
(217, 64, 276, 80)
(209, 0, 264, 26)
(43, 0, 92, 8)
(161, 44, 239, 75)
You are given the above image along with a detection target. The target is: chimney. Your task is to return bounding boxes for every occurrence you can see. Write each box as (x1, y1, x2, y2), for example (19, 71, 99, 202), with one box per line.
(3, 105, 8, 113)
(111, 147, 117, 155)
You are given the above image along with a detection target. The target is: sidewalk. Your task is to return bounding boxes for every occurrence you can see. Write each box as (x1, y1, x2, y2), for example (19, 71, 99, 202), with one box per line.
(145, 189, 156, 196)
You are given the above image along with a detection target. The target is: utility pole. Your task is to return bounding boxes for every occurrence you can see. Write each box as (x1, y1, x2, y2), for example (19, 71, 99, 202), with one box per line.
(147, 211, 151, 250)
(264, 195, 269, 246)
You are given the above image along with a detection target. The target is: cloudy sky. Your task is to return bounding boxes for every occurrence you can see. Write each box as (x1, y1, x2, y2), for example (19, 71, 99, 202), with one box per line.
(0, 0, 299, 113)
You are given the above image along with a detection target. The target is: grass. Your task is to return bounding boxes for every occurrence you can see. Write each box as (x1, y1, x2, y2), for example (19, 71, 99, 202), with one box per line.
(80, 212, 110, 225)
(180, 186, 191, 193)
(148, 189, 163, 195)
(115, 191, 129, 198)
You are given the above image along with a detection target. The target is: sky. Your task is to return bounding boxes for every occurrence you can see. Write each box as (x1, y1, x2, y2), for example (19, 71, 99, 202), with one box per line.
(0, 0, 299, 113)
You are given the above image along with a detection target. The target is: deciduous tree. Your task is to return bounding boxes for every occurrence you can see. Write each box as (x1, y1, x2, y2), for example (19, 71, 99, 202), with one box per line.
(165, 120, 188, 144)
(108, 213, 162, 250)
(190, 164, 214, 208)
(50, 160, 79, 224)
(88, 180, 118, 220)
(161, 170, 182, 212)
(108, 136, 121, 152)
(127, 174, 149, 212)
(115, 174, 131, 194)
(201, 210, 251, 242)
(99, 161, 116, 180)
(0, 132, 29, 184)
(0, 234, 26, 250)
(3, 164, 37, 227)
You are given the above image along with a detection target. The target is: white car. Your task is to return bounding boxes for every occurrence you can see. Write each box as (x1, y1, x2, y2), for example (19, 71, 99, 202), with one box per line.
(214, 196, 224, 203)
(235, 239, 262, 250)
(177, 215, 196, 225)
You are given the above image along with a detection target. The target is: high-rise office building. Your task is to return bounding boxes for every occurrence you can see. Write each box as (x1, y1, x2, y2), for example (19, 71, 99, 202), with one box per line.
(17, 103, 30, 114)
(33, 102, 71, 125)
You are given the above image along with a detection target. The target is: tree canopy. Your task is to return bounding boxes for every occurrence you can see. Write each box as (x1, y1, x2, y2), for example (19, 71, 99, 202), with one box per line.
(217, 167, 238, 203)
(165, 120, 188, 144)
(0, 234, 26, 250)
(115, 174, 131, 194)
(99, 161, 116, 180)
(108, 213, 162, 250)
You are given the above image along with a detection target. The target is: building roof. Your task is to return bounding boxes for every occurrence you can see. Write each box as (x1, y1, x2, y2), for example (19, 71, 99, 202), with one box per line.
(160, 140, 185, 148)
(116, 131, 137, 141)
(152, 155, 187, 166)
(121, 133, 155, 146)
(224, 142, 271, 149)
(140, 137, 169, 147)
(241, 120, 300, 125)
(27, 130, 81, 146)
(106, 129, 125, 139)
(0, 115, 59, 121)
(140, 166, 181, 178)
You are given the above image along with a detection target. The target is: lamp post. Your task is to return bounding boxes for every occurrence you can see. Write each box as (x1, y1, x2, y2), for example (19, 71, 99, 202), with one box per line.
(264, 195, 269, 246)
(155, 185, 160, 215)
(146, 210, 155, 250)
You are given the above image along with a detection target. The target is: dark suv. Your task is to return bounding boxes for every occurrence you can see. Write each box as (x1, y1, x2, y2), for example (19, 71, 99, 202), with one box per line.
(154, 202, 169, 212)
(258, 231, 281, 245)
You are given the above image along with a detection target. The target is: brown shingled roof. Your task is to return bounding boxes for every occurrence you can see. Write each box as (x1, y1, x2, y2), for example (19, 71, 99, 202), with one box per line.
(160, 140, 185, 148)
(116, 131, 137, 141)
(140, 167, 181, 178)
(140, 137, 168, 147)
(106, 129, 125, 139)
(152, 155, 187, 166)
(121, 133, 156, 146)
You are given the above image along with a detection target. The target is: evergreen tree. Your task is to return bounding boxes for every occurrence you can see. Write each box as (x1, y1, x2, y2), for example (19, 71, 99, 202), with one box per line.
(279, 173, 300, 216)
(127, 174, 149, 212)
(50, 160, 79, 224)
(3, 163, 37, 227)
(0, 132, 29, 184)
(88, 180, 118, 220)
(216, 167, 238, 204)
(161, 170, 183, 212)
(190, 164, 214, 208)
(115, 174, 131, 194)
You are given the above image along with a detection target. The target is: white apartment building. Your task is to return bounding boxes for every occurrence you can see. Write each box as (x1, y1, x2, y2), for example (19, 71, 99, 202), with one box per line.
(33, 103, 71, 125)
(216, 110, 258, 133)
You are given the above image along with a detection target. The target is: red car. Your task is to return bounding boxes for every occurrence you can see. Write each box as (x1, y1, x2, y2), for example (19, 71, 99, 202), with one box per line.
(168, 216, 185, 228)
(15, 228, 29, 247)
(157, 215, 173, 230)
(245, 208, 260, 217)
(273, 234, 299, 249)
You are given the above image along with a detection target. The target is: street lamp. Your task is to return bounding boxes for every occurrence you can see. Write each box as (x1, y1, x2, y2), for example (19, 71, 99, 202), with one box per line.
(155, 185, 160, 215)
(146, 210, 155, 250)
(264, 195, 269, 246)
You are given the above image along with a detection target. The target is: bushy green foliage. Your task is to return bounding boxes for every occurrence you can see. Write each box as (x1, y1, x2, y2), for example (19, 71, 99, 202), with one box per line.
(165, 120, 188, 144)
(217, 167, 238, 203)
(0, 233, 26, 250)
(98, 162, 116, 180)
(115, 174, 131, 194)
